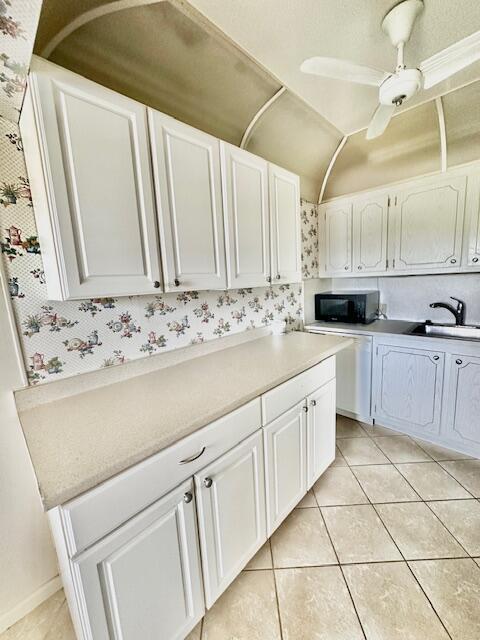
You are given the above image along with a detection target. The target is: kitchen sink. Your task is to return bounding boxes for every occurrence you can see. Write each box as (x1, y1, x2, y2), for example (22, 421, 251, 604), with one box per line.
(408, 323, 480, 341)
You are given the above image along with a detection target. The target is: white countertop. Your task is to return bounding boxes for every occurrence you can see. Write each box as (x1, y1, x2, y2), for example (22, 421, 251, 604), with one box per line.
(17, 331, 351, 509)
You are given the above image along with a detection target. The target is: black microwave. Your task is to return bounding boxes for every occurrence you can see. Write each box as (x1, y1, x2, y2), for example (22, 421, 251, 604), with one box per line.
(314, 290, 379, 324)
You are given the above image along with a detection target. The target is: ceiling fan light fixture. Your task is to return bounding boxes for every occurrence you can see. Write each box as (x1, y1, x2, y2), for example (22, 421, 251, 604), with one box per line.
(379, 67, 423, 105)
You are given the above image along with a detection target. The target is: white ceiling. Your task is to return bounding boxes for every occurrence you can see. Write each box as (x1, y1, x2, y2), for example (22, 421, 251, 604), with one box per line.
(186, 0, 480, 134)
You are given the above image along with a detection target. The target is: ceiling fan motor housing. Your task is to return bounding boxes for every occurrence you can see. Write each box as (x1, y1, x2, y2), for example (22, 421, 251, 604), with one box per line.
(379, 68, 423, 106)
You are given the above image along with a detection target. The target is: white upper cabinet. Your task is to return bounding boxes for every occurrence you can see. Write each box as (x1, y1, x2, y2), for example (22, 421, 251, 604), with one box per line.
(221, 143, 270, 288)
(464, 172, 480, 267)
(269, 164, 301, 284)
(21, 57, 161, 300)
(148, 110, 227, 292)
(352, 193, 388, 274)
(323, 199, 352, 275)
(74, 480, 204, 640)
(194, 430, 266, 608)
(392, 174, 466, 272)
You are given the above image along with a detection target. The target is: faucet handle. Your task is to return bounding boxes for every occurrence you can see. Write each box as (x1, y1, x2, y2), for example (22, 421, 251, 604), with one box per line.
(450, 296, 464, 307)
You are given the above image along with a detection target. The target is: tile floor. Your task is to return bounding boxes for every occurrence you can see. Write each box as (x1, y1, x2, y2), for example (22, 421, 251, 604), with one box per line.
(2, 415, 480, 640)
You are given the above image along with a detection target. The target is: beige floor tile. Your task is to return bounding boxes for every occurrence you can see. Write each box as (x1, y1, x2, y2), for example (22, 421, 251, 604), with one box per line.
(336, 437, 390, 465)
(343, 562, 450, 640)
(336, 415, 368, 438)
(245, 541, 272, 570)
(0, 590, 65, 640)
(330, 445, 347, 467)
(270, 508, 337, 568)
(186, 621, 202, 640)
(202, 570, 281, 640)
(361, 422, 402, 437)
(409, 559, 480, 640)
(373, 436, 432, 463)
(275, 566, 363, 639)
(375, 502, 467, 560)
(396, 462, 472, 500)
(352, 464, 420, 503)
(474, 558, 480, 568)
(296, 490, 316, 508)
(312, 467, 368, 506)
(439, 460, 480, 497)
(44, 602, 76, 640)
(414, 439, 474, 461)
(428, 500, 480, 556)
(321, 505, 401, 563)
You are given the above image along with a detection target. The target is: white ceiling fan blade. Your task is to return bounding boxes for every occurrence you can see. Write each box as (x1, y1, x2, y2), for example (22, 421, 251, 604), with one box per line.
(366, 104, 396, 140)
(300, 57, 389, 87)
(420, 31, 480, 90)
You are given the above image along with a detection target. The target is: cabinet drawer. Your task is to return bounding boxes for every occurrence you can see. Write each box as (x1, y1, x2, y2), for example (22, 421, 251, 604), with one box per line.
(261, 357, 335, 425)
(59, 399, 261, 556)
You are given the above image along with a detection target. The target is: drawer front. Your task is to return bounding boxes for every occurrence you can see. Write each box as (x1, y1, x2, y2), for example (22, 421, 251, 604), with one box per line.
(60, 399, 261, 556)
(261, 357, 335, 425)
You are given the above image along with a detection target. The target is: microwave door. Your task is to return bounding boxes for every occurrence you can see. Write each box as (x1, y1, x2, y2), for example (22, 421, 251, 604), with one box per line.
(322, 298, 353, 321)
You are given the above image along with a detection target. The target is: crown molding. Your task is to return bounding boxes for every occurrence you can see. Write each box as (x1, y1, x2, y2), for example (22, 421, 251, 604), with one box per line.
(420, 30, 480, 89)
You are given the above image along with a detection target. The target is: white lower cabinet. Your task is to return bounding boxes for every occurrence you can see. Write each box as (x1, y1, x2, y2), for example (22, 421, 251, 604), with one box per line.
(73, 479, 204, 640)
(194, 430, 266, 607)
(306, 378, 336, 488)
(444, 353, 480, 454)
(373, 343, 444, 435)
(264, 402, 307, 535)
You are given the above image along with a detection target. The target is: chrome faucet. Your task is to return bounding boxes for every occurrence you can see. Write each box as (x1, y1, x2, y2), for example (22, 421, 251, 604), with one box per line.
(429, 297, 466, 325)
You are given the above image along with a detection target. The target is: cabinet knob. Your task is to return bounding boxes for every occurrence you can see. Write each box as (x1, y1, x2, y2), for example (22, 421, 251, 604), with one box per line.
(183, 492, 193, 504)
(344, 266, 349, 270)
(303, 405, 309, 413)
(204, 477, 213, 488)
(357, 265, 363, 270)
(266, 276, 272, 283)
(473, 257, 479, 263)
(174, 278, 180, 287)
(276, 274, 281, 280)
(310, 399, 317, 407)
(433, 355, 439, 361)
(450, 258, 457, 264)
(456, 359, 463, 365)
(153, 280, 161, 289)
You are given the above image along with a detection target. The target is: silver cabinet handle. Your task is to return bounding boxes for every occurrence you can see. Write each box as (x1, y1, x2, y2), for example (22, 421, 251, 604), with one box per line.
(179, 446, 206, 465)
(344, 265, 349, 270)
(153, 280, 160, 288)
(174, 278, 180, 287)
(184, 492, 193, 503)
(266, 275, 272, 283)
(450, 258, 457, 264)
(456, 359, 463, 365)
(473, 257, 479, 263)
(433, 355, 439, 361)
(276, 274, 281, 280)
(357, 265, 363, 270)
(310, 399, 317, 407)
(303, 406, 308, 413)
(204, 477, 213, 488)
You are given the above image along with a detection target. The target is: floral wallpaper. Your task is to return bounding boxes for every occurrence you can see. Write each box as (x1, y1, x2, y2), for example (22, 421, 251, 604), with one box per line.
(0, 116, 318, 385)
(300, 198, 319, 279)
(0, 0, 42, 123)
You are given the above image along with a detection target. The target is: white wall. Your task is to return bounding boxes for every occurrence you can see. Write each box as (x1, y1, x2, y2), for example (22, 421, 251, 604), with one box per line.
(307, 273, 480, 325)
(0, 260, 60, 633)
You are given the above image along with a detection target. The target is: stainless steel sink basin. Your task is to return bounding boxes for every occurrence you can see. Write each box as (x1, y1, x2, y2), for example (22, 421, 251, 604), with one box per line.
(408, 323, 480, 341)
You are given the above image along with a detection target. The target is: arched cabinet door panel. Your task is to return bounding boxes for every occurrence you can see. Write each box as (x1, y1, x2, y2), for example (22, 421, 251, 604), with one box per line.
(322, 200, 352, 275)
(391, 175, 467, 272)
(444, 354, 480, 456)
(148, 109, 227, 292)
(21, 56, 162, 300)
(352, 193, 389, 273)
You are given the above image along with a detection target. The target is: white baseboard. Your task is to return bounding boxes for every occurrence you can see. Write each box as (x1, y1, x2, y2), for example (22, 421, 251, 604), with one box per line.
(0, 575, 62, 634)
(337, 408, 374, 425)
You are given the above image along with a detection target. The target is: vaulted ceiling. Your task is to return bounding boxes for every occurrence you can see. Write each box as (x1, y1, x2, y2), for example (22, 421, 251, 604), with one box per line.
(19, 1, 480, 200)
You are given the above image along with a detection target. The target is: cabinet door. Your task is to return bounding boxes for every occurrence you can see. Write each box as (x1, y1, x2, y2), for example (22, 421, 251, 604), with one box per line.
(464, 171, 480, 267)
(195, 430, 266, 607)
(24, 57, 161, 299)
(149, 110, 227, 291)
(221, 143, 270, 288)
(306, 379, 336, 489)
(444, 354, 480, 455)
(392, 175, 466, 271)
(352, 193, 388, 273)
(373, 344, 445, 435)
(264, 402, 306, 536)
(74, 480, 204, 640)
(269, 164, 301, 283)
(323, 200, 352, 274)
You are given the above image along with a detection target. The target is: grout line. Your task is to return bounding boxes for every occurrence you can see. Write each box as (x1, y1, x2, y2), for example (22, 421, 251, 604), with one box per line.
(435, 460, 479, 497)
(271, 567, 285, 640)
(422, 500, 474, 558)
(393, 461, 476, 500)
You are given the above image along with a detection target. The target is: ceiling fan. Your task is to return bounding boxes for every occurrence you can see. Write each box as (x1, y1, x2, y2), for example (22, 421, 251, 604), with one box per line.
(300, 0, 480, 139)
